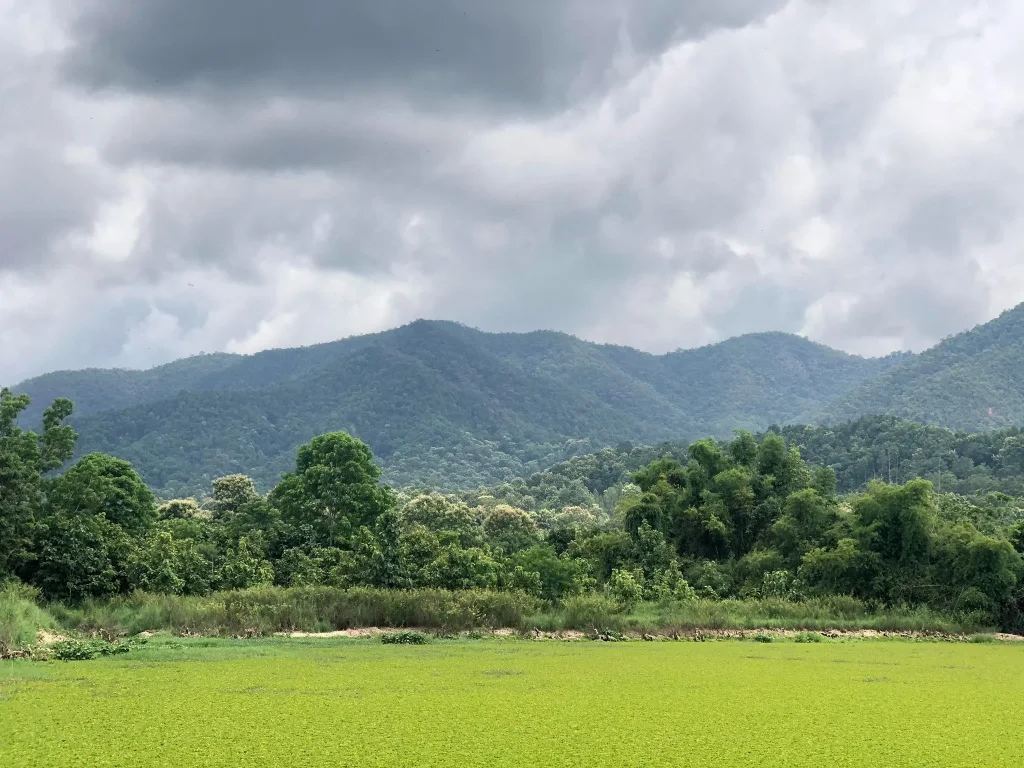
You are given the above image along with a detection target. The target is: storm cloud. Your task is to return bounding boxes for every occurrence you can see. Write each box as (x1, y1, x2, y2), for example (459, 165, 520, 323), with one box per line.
(3, 0, 1024, 384)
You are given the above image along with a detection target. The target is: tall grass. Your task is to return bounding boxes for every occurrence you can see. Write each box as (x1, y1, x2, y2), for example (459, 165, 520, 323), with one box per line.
(0, 582, 58, 654)
(50, 587, 541, 638)
(529, 595, 988, 635)
(47, 587, 990, 639)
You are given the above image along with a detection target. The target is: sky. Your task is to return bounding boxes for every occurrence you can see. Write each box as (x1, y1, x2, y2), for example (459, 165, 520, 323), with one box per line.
(3, 0, 1024, 384)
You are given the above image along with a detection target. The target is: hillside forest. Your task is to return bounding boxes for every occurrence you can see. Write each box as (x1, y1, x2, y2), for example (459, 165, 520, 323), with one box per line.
(11, 302, 1024, 499)
(3, 388, 1023, 632)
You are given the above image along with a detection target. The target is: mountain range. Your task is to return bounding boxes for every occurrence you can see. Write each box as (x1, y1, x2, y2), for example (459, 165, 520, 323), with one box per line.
(9, 303, 1024, 497)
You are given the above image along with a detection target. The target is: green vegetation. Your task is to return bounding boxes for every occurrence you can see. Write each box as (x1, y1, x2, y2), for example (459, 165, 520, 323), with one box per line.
(380, 630, 430, 645)
(47, 587, 539, 638)
(779, 415, 1024, 496)
(11, 320, 893, 495)
(0, 583, 57, 656)
(2, 383, 1023, 642)
(34, 587, 982, 640)
(10, 307, 1024, 496)
(824, 302, 1024, 431)
(3, 638, 1023, 766)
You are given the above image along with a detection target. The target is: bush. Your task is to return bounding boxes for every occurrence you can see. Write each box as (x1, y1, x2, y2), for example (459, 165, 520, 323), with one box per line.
(794, 632, 823, 643)
(609, 569, 644, 611)
(51, 638, 142, 661)
(752, 632, 774, 643)
(380, 630, 429, 645)
(559, 594, 620, 631)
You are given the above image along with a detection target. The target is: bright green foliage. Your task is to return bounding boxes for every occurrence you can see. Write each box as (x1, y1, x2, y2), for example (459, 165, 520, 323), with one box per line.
(422, 546, 501, 591)
(272, 432, 395, 547)
(400, 493, 483, 548)
(32, 514, 132, 601)
(157, 498, 208, 520)
(48, 453, 156, 534)
(208, 474, 259, 516)
(218, 536, 274, 590)
(506, 545, 592, 600)
(609, 568, 644, 609)
(4, 641, 1024, 766)
(0, 582, 56, 654)
(50, 638, 139, 661)
(379, 630, 429, 645)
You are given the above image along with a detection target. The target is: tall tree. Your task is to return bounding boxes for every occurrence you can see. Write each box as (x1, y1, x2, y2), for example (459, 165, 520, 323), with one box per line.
(47, 453, 156, 534)
(271, 432, 394, 547)
(0, 389, 77, 578)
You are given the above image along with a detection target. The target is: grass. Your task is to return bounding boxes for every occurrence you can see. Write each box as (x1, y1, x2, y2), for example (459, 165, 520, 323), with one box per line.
(0, 585, 57, 656)
(2, 636, 1022, 766)
(45, 588, 991, 639)
(529, 594, 988, 634)
(47, 587, 541, 638)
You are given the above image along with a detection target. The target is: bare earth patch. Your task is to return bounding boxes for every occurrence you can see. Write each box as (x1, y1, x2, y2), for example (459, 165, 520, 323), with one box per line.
(276, 628, 389, 639)
(35, 630, 69, 645)
(991, 633, 1024, 642)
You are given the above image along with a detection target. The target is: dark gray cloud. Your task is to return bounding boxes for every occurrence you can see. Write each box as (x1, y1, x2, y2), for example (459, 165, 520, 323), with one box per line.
(64, 0, 786, 108)
(3, 0, 1024, 384)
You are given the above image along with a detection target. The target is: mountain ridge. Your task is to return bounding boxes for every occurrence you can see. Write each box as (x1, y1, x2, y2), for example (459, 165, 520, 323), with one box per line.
(8, 306, 1024, 497)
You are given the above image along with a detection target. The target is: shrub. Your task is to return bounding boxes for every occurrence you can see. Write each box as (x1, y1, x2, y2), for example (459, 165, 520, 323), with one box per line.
(381, 630, 429, 645)
(559, 594, 620, 631)
(609, 569, 644, 610)
(794, 632, 823, 643)
(752, 632, 774, 643)
(51, 638, 142, 661)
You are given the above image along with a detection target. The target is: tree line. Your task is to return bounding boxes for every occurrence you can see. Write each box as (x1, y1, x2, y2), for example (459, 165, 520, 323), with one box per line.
(2, 388, 1022, 630)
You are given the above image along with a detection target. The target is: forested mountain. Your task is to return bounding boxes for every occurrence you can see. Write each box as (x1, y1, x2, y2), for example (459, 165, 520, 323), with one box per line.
(822, 303, 1024, 431)
(9, 304, 1024, 497)
(8, 320, 891, 496)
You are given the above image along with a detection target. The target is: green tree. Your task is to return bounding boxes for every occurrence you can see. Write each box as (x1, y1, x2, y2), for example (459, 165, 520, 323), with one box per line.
(367, 508, 410, 589)
(0, 390, 76, 577)
(851, 480, 934, 602)
(33, 514, 131, 600)
(271, 432, 394, 547)
(770, 489, 833, 567)
(423, 546, 500, 590)
(483, 505, 540, 553)
(219, 535, 274, 590)
(508, 545, 592, 600)
(209, 474, 260, 516)
(48, 453, 156, 534)
(400, 493, 483, 547)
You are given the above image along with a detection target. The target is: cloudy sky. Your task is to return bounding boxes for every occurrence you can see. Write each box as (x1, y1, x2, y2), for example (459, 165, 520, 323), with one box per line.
(2, 0, 1023, 384)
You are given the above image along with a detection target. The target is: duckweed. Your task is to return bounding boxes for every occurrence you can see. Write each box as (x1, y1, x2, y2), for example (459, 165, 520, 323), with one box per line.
(1, 639, 1022, 766)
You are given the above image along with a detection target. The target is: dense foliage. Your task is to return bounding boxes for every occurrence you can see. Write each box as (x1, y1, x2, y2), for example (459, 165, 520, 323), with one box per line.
(2, 388, 1022, 631)
(823, 303, 1024, 431)
(10, 320, 892, 496)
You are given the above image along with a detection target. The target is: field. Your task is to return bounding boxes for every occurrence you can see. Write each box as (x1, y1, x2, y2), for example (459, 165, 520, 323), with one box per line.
(2, 637, 1022, 767)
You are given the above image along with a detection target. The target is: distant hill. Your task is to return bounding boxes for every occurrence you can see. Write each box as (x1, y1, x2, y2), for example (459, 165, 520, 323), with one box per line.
(821, 303, 1024, 431)
(8, 320, 893, 496)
